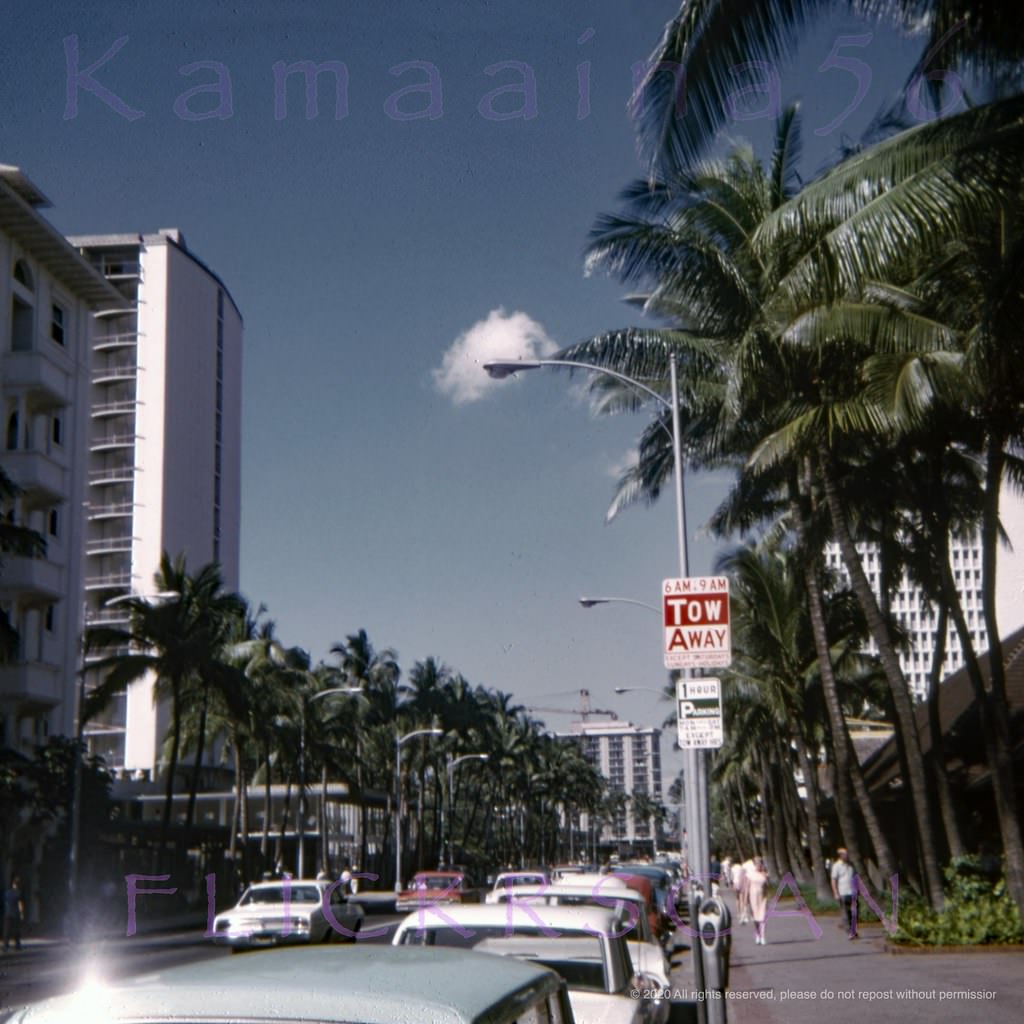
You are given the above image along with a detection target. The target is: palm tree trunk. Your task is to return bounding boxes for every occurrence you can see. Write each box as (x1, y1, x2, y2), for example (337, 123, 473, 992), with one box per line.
(159, 676, 184, 868)
(794, 729, 831, 900)
(818, 447, 944, 909)
(972, 438, 1024, 916)
(925, 603, 965, 859)
(791, 469, 893, 881)
(185, 681, 210, 835)
(261, 744, 273, 863)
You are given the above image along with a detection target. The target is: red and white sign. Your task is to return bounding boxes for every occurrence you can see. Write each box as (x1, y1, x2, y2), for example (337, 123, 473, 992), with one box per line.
(662, 576, 732, 669)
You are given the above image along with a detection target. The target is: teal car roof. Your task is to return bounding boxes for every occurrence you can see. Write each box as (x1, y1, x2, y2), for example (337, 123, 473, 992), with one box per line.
(11, 946, 564, 1024)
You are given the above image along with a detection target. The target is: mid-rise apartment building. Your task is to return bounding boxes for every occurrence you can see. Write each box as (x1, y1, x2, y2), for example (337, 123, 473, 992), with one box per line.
(824, 491, 1024, 698)
(0, 165, 124, 751)
(562, 719, 663, 849)
(70, 229, 243, 775)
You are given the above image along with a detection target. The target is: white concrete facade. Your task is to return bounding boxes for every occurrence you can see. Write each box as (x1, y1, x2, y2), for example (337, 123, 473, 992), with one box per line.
(824, 487, 1024, 699)
(70, 229, 243, 774)
(561, 719, 663, 848)
(0, 166, 124, 752)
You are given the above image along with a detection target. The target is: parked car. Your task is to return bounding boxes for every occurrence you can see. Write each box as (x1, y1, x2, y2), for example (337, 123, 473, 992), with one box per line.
(484, 870, 551, 903)
(395, 869, 479, 911)
(559, 872, 672, 950)
(210, 877, 363, 950)
(392, 902, 668, 1024)
(5, 946, 575, 1024)
(489, 882, 672, 987)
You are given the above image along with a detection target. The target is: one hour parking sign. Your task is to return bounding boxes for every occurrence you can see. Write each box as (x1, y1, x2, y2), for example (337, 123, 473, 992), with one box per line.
(663, 576, 732, 669)
(677, 676, 724, 749)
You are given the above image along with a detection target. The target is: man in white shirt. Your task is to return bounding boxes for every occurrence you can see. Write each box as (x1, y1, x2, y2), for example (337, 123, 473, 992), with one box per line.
(830, 847, 858, 939)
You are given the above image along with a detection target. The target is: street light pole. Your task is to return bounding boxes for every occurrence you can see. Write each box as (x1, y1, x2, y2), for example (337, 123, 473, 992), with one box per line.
(485, 353, 712, 1006)
(443, 753, 488, 867)
(297, 686, 363, 878)
(394, 727, 443, 892)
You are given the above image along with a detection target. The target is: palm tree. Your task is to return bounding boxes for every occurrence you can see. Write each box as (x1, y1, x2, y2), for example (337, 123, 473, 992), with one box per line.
(83, 553, 243, 858)
(632, 0, 1024, 174)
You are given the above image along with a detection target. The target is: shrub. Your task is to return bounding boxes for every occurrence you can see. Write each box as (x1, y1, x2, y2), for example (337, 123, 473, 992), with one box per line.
(891, 856, 1024, 946)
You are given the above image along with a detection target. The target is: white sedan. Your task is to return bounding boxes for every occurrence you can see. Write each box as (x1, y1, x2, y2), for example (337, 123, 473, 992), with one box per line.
(392, 902, 668, 1024)
(490, 882, 672, 988)
(211, 878, 363, 950)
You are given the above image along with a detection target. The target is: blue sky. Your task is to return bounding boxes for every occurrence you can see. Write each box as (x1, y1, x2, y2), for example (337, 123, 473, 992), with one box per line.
(2, 2, 935, 766)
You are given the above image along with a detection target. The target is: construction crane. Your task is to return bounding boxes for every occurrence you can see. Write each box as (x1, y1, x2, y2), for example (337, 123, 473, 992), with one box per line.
(524, 688, 618, 721)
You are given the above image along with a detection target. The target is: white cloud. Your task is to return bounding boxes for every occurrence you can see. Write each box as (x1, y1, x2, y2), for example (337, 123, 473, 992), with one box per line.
(433, 308, 558, 405)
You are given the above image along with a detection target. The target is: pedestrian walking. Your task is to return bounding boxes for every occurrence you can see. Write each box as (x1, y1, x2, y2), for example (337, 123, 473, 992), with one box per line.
(3, 876, 25, 952)
(830, 846, 858, 939)
(746, 857, 769, 945)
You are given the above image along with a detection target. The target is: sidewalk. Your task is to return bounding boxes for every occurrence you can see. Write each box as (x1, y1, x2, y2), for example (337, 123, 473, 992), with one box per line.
(717, 893, 1023, 1023)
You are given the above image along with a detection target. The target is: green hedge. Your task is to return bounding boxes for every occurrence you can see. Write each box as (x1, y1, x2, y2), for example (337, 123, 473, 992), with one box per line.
(891, 857, 1024, 946)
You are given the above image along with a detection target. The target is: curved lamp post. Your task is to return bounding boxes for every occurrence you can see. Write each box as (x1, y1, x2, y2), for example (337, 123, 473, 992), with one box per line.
(485, 355, 710, 926)
(298, 686, 364, 878)
(395, 727, 443, 891)
(442, 753, 488, 868)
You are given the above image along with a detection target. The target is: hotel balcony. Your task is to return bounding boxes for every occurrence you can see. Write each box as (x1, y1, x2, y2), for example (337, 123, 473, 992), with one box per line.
(89, 465, 136, 487)
(85, 535, 134, 556)
(86, 501, 134, 521)
(84, 607, 130, 628)
(90, 432, 137, 453)
(91, 399, 138, 419)
(0, 660, 61, 707)
(0, 555, 62, 600)
(92, 362, 138, 385)
(93, 331, 139, 352)
(2, 350, 70, 407)
(0, 449, 65, 502)
(95, 258, 142, 282)
(84, 571, 133, 591)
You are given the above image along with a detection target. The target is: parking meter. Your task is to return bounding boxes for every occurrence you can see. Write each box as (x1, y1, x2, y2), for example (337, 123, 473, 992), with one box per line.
(698, 895, 731, 991)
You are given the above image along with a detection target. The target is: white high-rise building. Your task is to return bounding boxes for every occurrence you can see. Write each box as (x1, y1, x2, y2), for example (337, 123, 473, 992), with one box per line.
(824, 491, 1024, 698)
(562, 719, 663, 849)
(0, 166, 124, 752)
(70, 230, 243, 775)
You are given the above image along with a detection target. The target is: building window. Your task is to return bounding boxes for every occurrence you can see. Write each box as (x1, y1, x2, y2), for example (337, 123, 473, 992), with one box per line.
(45, 604, 56, 632)
(48, 508, 59, 537)
(50, 305, 66, 346)
(6, 412, 18, 451)
(13, 259, 34, 290)
(11, 295, 33, 351)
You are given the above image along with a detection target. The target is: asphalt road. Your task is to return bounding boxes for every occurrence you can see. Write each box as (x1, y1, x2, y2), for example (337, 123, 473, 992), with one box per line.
(0, 916, 406, 1013)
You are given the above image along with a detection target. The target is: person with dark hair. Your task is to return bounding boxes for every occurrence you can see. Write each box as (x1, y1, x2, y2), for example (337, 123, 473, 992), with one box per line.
(3, 876, 25, 951)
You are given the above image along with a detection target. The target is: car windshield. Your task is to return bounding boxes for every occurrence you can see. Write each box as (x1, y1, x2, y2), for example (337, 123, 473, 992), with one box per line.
(415, 876, 460, 890)
(240, 886, 322, 905)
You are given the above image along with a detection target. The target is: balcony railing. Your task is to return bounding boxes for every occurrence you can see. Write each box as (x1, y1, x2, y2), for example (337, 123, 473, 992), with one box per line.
(86, 535, 134, 555)
(84, 608, 130, 627)
(90, 433, 137, 452)
(93, 332, 139, 352)
(84, 571, 134, 590)
(86, 502, 134, 520)
(91, 400, 138, 418)
(89, 466, 135, 486)
(92, 363, 138, 384)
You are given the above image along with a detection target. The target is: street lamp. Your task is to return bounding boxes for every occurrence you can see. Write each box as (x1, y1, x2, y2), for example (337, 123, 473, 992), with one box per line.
(297, 686, 364, 878)
(578, 596, 660, 613)
(395, 727, 443, 891)
(485, 354, 711, 992)
(442, 753, 488, 868)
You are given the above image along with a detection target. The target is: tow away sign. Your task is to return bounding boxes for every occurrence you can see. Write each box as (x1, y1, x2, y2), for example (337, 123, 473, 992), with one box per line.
(663, 576, 732, 669)
(677, 677, 724, 749)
